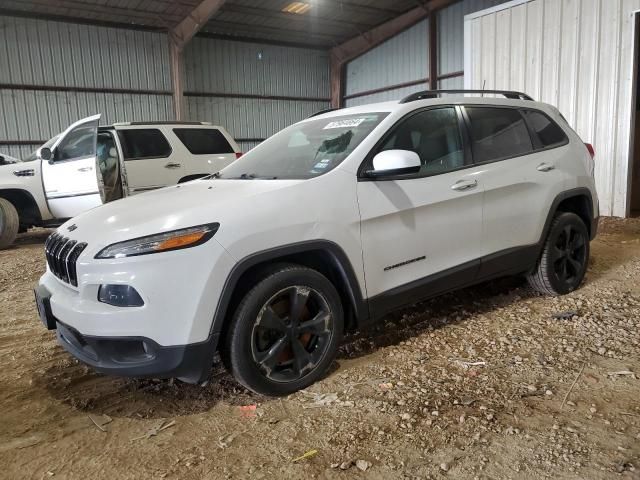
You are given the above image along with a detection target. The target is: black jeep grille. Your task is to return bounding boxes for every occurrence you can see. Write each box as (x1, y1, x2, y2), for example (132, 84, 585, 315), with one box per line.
(44, 233, 87, 287)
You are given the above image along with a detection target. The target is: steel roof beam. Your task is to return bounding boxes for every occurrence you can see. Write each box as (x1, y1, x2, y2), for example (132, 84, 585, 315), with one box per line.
(169, 0, 226, 121)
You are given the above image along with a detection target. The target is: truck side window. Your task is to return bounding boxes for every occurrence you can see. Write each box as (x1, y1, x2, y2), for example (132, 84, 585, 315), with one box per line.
(173, 128, 234, 155)
(118, 129, 172, 160)
(55, 122, 98, 161)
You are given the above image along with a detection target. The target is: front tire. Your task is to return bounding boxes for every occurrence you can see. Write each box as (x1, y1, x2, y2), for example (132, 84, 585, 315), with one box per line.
(0, 198, 19, 249)
(223, 264, 343, 396)
(527, 212, 589, 295)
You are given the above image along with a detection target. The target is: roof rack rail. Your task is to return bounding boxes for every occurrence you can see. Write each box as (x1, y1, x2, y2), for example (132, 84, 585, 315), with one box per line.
(308, 108, 339, 118)
(399, 89, 534, 103)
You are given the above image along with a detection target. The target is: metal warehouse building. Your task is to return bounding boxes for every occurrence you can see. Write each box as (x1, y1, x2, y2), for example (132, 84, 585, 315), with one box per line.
(1, 0, 640, 216)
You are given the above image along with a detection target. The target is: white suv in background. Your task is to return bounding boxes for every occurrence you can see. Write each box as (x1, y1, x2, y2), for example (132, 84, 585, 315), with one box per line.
(0, 117, 241, 248)
(35, 90, 598, 396)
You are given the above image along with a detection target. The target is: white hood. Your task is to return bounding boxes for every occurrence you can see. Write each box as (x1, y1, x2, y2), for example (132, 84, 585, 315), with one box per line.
(60, 179, 304, 247)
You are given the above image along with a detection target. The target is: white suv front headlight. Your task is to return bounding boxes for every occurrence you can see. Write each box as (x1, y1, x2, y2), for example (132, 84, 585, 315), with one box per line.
(95, 223, 219, 259)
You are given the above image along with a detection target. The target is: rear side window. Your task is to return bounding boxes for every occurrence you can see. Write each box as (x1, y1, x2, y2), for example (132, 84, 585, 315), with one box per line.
(522, 110, 568, 148)
(173, 128, 233, 155)
(465, 107, 533, 163)
(118, 129, 171, 160)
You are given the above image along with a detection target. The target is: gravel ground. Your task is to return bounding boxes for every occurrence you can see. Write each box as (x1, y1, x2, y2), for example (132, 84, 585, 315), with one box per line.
(0, 219, 639, 479)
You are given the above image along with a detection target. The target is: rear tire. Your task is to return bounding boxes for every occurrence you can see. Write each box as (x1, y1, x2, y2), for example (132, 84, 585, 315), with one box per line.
(527, 212, 589, 295)
(0, 198, 19, 249)
(222, 264, 343, 396)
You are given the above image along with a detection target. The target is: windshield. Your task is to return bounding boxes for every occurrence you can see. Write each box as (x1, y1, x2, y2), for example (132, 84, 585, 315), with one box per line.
(23, 134, 60, 162)
(218, 112, 389, 180)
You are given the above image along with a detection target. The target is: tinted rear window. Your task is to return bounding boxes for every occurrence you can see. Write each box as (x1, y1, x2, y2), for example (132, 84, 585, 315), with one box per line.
(118, 129, 171, 160)
(522, 110, 568, 148)
(466, 107, 533, 163)
(174, 128, 233, 155)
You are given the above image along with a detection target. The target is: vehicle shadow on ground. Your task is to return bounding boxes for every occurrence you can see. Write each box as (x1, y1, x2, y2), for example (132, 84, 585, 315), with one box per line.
(338, 276, 532, 361)
(13, 229, 52, 247)
(36, 358, 261, 420)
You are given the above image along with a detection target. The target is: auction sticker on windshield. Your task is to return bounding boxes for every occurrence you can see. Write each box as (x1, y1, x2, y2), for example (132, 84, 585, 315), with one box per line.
(323, 118, 366, 129)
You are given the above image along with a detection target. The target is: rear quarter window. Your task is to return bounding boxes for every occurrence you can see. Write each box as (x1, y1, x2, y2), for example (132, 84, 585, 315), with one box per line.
(522, 110, 568, 148)
(173, 128, 234, 155)
(118, 129, 172, 160)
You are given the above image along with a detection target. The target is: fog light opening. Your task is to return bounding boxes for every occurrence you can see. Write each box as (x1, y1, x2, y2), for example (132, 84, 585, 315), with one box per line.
(98, 284, 144, 307)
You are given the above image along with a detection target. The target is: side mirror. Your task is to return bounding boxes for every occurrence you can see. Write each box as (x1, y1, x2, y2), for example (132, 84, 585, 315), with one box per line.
(39, 147, 53, 163)
(366, 150, 421, 177)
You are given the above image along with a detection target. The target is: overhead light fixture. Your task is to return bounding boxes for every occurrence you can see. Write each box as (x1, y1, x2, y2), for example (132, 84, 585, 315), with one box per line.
(282, 2, 312, 14)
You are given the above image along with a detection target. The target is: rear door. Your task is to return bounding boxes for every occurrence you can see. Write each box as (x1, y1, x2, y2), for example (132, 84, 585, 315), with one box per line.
(41, 114, 101, 219)
(116, 127, 184, 194)
(462, 106, 569, 276)
(357, 106, 485, 318)
(171, 127, 239, 177)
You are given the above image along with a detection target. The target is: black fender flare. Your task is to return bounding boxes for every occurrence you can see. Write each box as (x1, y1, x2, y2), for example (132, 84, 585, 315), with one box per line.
(538, 187, 597, 249)
(209, 240, 369, 339)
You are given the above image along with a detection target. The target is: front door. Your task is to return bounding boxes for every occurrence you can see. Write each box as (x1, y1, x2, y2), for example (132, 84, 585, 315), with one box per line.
(357, 107, 485, 319)
(41, 114, 101, 219)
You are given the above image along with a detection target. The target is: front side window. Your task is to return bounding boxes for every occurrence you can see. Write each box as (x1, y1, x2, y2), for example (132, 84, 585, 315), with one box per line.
(218, 113, 389, 180)
(378, 107, 465, 176)
(522, 110, 568, 148)
(55, 120, 98, 162)
(118, 129, 172, 160)
(466, 107, 533, 163)
(174, 128, 234, 155)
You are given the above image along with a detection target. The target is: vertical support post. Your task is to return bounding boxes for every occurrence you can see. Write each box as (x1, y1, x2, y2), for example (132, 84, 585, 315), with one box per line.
(330, 52, 344, 109)
(429, 12, 438, 90)
(169, 39, 185, 121)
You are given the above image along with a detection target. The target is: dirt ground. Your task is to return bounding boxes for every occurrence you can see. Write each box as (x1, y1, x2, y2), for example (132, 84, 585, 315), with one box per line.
(1, 219, 639, 480)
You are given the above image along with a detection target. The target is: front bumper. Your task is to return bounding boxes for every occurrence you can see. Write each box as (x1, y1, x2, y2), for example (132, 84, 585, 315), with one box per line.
(56, 321, 217, 383)
(36, 282, 219, 383)
(36, 237, 236, 382)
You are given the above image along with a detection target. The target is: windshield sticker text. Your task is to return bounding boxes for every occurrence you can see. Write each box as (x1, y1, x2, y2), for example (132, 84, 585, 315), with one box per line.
(323, 118, 365, 129)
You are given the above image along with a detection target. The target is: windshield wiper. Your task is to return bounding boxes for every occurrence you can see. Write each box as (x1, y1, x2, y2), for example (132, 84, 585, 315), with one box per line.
(201, 171, 221, 180)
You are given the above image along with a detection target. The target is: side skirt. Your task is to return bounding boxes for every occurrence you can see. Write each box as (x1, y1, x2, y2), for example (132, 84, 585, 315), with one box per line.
(365, 244, 539, 324)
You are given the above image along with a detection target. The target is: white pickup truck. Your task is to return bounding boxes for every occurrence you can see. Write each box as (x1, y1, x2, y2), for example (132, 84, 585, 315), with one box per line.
(0, 115, 241, 248)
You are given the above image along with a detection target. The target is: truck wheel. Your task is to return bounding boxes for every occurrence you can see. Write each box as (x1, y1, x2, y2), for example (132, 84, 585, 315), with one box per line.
(527, 212, 589, 295)
(222, 264, 343, 396)
(0, 198, 19, 249)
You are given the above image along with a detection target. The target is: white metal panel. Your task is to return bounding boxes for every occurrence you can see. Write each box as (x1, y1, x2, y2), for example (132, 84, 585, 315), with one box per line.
(464, 0, 640, 217)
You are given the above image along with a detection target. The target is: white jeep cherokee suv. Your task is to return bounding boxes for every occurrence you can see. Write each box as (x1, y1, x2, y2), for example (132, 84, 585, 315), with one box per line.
(35, 90, 598, 396)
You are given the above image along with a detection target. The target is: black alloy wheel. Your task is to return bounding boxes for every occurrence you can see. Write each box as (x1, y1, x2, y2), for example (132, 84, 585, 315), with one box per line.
(223, 265, 343, 396)
(551, 223, 588, 287)
(527, 212, 590, 295)
(252, 285, 333, 383)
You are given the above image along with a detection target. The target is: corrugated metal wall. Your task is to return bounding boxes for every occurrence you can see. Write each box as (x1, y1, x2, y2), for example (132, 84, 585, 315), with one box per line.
(0, 15, 173, 159)
(343, 0, 507, 107)
(344, 20, 429, 107)
(438, 0, 506, 88)
(183, 37, 330, 152)
(464, 0, 640, 217)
